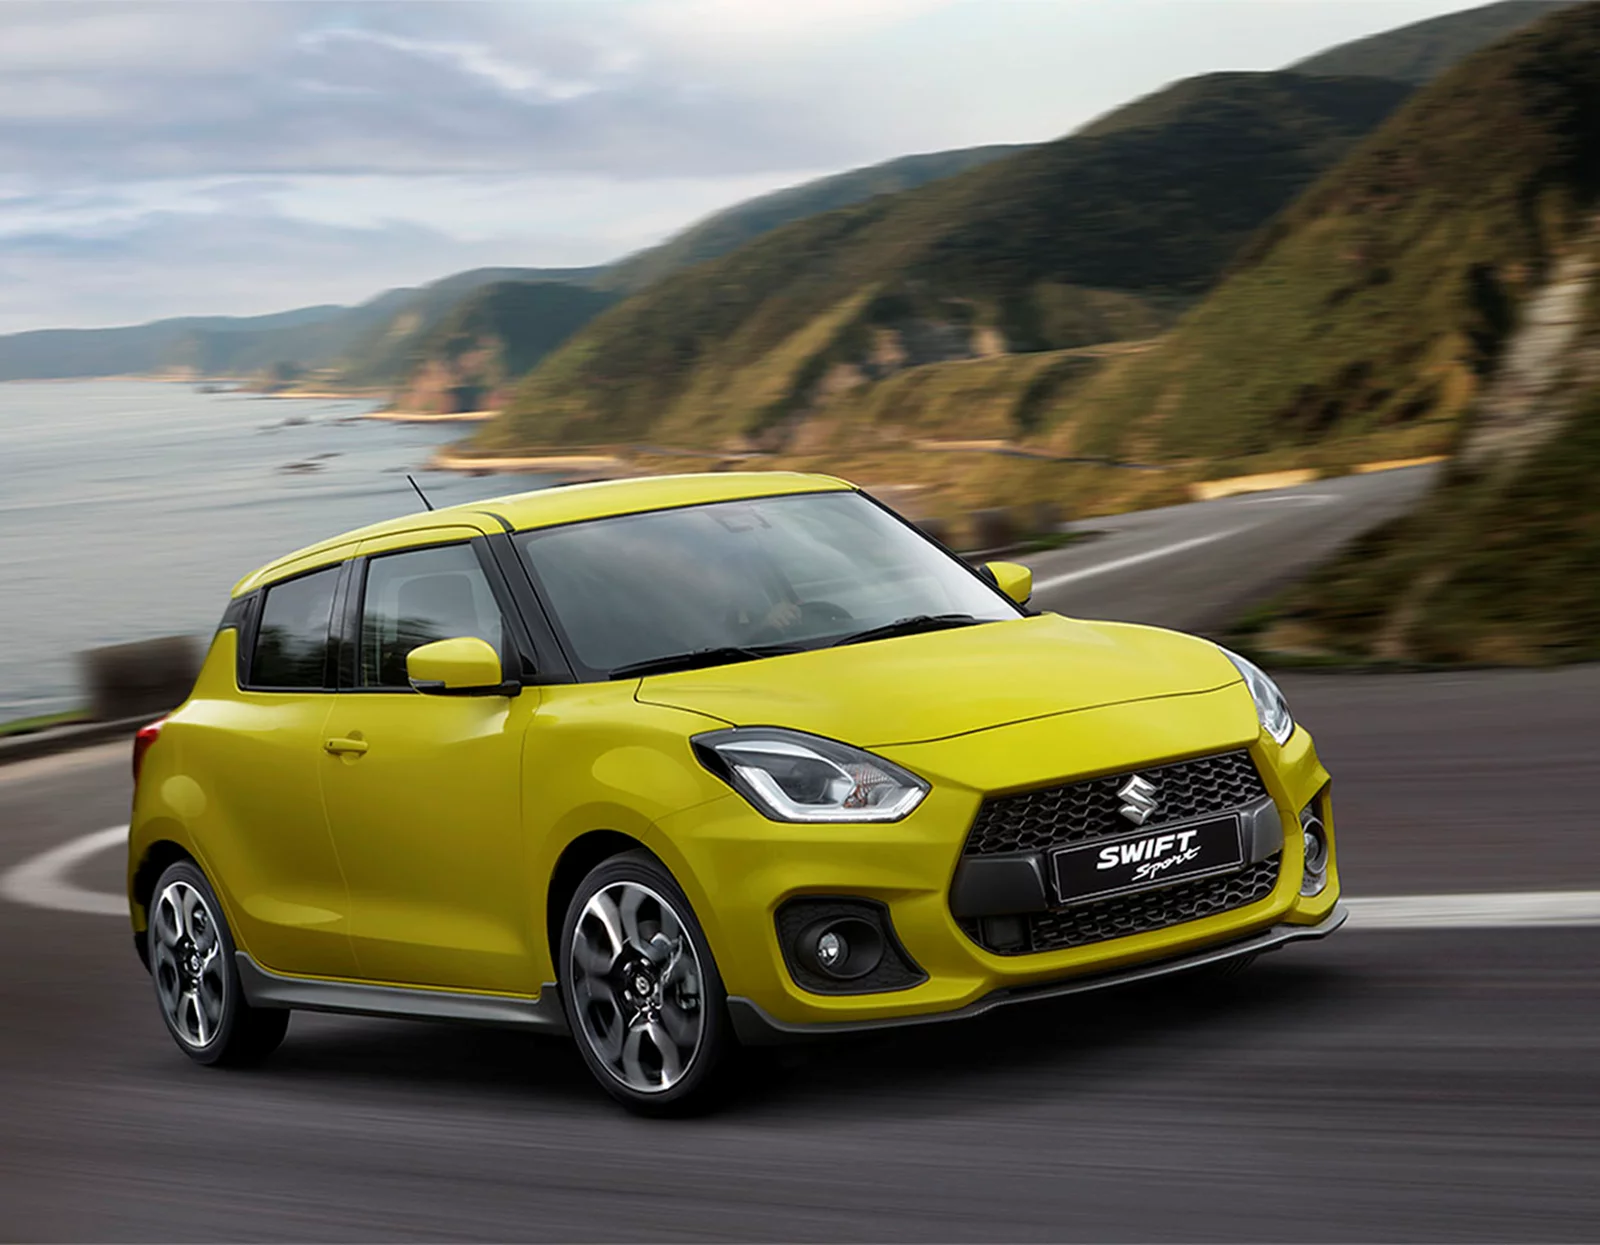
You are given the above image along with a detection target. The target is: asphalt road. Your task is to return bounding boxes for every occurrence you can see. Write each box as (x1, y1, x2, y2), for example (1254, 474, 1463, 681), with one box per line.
(1026, 462, 1439, 632)
(3, 465, 1598, 1242)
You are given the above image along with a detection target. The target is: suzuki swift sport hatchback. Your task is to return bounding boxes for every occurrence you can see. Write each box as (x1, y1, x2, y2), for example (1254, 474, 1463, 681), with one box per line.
(128, 472, 1343, 1111)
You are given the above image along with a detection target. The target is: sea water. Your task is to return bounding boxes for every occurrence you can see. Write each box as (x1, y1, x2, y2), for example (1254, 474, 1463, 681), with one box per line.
(0, 381, 553, 719)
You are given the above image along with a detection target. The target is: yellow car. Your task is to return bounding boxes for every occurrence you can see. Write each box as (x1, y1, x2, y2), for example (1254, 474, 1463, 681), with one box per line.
(127, 472, 1342, 1112)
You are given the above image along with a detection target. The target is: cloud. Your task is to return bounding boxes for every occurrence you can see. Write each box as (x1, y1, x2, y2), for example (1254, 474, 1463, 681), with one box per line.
(298, 28, 603, 101)
(0, 166, 829, 331)
(0, 0, 1474, 331)
(0, 1, 887, 184)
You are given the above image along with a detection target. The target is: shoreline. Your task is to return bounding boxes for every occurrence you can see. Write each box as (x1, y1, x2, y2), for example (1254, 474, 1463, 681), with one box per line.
(429, 449, 629, 474)
(365, 409, 500, 424)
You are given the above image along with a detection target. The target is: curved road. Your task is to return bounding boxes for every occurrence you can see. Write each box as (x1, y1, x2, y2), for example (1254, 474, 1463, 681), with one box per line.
(3, 465, 1599, 1241)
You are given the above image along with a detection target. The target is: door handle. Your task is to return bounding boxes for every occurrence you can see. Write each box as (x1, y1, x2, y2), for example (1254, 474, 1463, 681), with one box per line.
(324, 737, 369, 756)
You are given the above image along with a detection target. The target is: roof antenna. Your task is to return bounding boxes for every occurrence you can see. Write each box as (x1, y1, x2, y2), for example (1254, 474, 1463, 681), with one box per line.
(406, 473, 436, 512)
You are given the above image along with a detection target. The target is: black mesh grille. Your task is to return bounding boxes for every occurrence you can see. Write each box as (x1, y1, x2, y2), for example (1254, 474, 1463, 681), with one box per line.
(963, 750, 1267, 857)
(963, 855, 1281, 955)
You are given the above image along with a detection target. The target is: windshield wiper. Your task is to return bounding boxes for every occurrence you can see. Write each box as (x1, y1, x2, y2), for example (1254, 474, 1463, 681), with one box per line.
(829, 613, 987, 648)
(608, 643, 805, 680)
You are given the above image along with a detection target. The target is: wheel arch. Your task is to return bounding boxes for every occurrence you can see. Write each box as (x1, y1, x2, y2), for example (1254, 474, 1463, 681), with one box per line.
(545, 829, 651, 972)
(130, 839, 199, 969)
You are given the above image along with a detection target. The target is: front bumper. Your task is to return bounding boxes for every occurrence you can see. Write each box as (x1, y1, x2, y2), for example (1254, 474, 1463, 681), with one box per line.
(646, 686, 1341, 1031)
(728, 901, 1348, 1042)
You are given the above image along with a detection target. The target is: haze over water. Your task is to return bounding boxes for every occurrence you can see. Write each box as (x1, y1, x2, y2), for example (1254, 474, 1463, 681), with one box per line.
(0, 381, 552, 719)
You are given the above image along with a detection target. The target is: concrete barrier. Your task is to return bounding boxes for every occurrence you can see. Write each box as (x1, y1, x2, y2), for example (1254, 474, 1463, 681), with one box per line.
(1027, 500, 1063, 534)
(969, 508, 1017, 553)
(1352, 455, 1449, 474)
(429, 450, 626, 474)
(1189, 469, 1318, 502)
(79, 636, 200, 723)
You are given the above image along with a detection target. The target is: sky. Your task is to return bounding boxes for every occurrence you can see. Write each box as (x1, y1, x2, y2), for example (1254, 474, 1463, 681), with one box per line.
(0, 0, 1482, 334)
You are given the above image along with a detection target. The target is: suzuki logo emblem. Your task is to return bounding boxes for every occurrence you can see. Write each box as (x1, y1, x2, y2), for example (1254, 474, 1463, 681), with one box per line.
(1117, 774, 1161, 826)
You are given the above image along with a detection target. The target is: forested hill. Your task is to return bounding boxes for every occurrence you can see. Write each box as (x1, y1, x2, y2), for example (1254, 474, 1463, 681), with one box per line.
(485, 72, 1411, 451)
(1292, 0, 1579, 83)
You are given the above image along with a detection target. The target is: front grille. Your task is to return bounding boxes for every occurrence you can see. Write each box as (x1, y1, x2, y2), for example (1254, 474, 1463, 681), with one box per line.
(964, 855, 1282, 955)
(963, 750, 1267, 857)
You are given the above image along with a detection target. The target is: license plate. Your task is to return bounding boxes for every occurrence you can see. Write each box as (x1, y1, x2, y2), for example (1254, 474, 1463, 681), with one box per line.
(1053, 814, 1244, 906)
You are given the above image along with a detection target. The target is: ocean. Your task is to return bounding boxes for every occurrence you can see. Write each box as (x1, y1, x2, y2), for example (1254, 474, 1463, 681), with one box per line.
(0, 381, 554, 720)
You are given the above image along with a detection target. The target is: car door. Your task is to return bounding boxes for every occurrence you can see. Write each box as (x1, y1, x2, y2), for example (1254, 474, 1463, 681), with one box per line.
(318, 530, 539, 994)
(204, 560, 360, 979)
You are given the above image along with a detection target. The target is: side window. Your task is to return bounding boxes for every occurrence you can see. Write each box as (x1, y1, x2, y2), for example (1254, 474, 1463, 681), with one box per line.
(359, 543, 507, 689)
(251, 566, 340, 690)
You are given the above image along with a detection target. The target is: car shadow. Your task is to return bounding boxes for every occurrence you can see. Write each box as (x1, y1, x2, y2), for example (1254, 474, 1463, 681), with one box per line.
(730, 958, 1361, 1119)
(253, 957, 1362, 1119)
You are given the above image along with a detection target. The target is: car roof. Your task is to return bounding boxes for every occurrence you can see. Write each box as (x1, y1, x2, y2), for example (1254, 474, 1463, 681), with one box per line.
(232, 470, 855, 596)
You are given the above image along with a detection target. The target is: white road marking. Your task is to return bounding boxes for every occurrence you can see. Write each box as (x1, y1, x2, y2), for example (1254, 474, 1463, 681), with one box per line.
(0, 825, 127, 916)
(1345, 891, 1600, 930)
(1033, 527, 1249, 592)
(4, 827, 1600, 935)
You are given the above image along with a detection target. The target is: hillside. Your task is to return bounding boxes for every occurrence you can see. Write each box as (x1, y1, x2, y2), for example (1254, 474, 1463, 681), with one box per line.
(0, 266, 597, 384)
(486, 72, 1411, 452)
(386, 281, 618, 413)
(1038, 1, 1600, 470)
(331, 267, 603, 389)
(598, 145, 1029, 295)
(1255, 223, 1600, 664)
(0, 305, 350, 381)
(1293, 0, 1578, 83)
(0, 151, 1022, 386)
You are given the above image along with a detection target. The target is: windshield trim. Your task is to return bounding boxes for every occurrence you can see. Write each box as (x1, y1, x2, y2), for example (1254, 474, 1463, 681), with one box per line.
(512, 487, 1025, 683)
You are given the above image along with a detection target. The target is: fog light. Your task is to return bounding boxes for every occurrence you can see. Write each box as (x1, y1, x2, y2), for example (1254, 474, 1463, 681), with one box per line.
(816, 930, 847, 971)
(799, 917, 883, 981)
(777, 898, 925, 995)
(1300, 801, 1330, 896)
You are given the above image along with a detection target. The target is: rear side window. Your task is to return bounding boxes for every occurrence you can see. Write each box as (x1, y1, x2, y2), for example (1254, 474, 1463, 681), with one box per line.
(250, 566, 340, 689)
(359, 543, 506, 689)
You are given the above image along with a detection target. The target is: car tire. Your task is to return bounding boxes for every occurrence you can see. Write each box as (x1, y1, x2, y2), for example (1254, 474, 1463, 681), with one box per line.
(558, 850, 734, 1115)
(147, 860, 289, 1067)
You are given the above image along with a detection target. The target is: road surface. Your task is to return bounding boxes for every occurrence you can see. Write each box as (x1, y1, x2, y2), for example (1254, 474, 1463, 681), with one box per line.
(3, 464, 1597, 1241)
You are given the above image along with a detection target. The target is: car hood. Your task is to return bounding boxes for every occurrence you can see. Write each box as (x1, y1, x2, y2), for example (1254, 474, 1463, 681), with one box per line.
(633, 613, 1241, 747)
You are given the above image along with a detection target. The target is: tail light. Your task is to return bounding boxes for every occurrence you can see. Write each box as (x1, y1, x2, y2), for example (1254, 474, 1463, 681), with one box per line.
(132, 718, 166, 784)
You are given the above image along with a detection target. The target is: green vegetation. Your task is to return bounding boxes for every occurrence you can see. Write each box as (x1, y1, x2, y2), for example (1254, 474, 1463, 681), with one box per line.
(598, 145, 1029, 295)
(382, 282, 617, 412)
(0, 709, 87, 738)
(1293, 0, 1578, 83)
(1043, 3, 1600, 468)
(332, 269, 601, 390)
(1262, 384, 1600, 664)
(488, 72, 1410, 452)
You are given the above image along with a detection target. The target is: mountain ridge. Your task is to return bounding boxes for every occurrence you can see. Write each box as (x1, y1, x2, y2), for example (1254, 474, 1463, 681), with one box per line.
(485, 71, 1412, 451)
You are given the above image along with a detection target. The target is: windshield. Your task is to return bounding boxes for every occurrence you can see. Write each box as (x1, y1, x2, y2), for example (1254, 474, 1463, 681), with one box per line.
(516, 491, 1020, 679)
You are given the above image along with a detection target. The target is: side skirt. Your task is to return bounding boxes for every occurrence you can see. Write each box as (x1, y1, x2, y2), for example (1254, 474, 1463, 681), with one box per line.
(235, 953, 569, 1035)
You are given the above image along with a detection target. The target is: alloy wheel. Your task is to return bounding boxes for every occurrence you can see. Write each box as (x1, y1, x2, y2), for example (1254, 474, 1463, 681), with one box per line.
(567, 881, 705, 1094)
(151, 879, 228, 1049)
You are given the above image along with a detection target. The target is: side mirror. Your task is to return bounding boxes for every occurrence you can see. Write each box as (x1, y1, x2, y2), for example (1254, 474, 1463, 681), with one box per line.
(984, 560, 1033, 607)
(407, 637, 517, 697)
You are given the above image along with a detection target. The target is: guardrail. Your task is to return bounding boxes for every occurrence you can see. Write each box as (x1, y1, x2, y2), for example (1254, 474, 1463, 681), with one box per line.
(1, 636, 201, 767)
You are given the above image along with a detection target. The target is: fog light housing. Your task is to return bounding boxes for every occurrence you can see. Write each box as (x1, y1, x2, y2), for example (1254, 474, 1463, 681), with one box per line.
(1300, 800, 1330, 896)
(775, 898, 927, 995)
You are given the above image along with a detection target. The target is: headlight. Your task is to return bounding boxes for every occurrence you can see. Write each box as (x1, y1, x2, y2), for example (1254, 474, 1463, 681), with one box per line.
(692, 728, 929, 823)
(1220, 648, 1295, 745)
